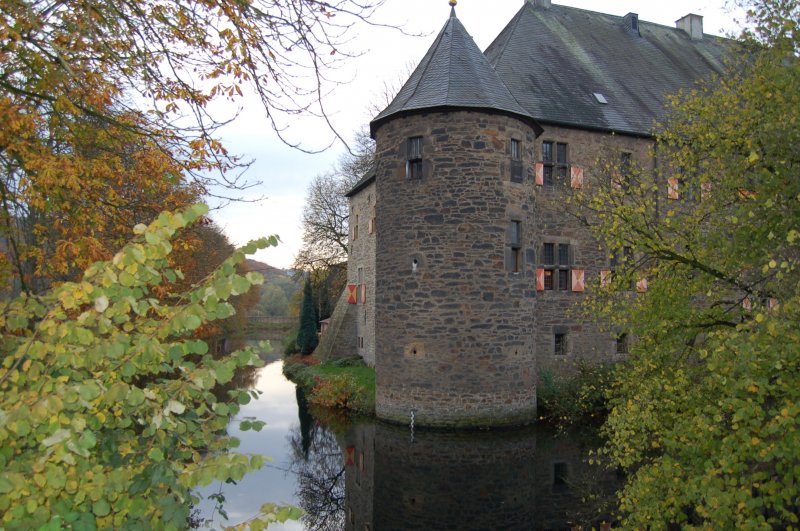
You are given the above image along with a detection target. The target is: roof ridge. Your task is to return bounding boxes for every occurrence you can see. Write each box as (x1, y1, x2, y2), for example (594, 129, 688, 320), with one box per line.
(445, 17, 454, 104)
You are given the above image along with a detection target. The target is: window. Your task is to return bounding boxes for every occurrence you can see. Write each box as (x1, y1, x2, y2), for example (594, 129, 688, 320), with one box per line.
(508, 220, 522, 272)
(542, 242, 570, 290)
(510, 139, 523, 182)
(554, 333, 567, 356)
(542, 141, 568, 186)
(553, 462, 569, 492)
(353, 214, 359, 241)
(407, 136, 423, 179)
(616, 333, 628, 354)
(610, 246, 634, 289)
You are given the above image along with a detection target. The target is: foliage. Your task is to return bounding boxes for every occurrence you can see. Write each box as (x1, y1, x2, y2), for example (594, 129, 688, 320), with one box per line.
(296, 280, 319, 355)
(283, 357, 374, 416)
(537, 364, 615, 427)
(0, 205, 297, 529)
(572, 1, 800, 526)
(0, 0, 389, 293)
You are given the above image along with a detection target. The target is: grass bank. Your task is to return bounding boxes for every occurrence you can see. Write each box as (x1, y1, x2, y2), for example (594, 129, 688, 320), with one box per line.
(283, 355, 375, 416)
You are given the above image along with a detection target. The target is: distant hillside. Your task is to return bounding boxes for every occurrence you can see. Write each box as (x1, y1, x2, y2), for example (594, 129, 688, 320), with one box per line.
(245, 259, 289, 277)
(245, 259, 298, 318)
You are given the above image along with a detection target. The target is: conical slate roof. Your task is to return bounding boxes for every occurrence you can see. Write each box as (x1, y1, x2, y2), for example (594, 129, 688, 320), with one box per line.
(370, 8, 541, 137)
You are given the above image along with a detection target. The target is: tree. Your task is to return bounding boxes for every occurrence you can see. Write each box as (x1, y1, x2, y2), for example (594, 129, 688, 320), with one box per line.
(573, 0, 800, 526)
(0, 0, 389, 293)
(0, 205, 303, 528)
(294, 128, 375, 273)
(296, 279, 319, 355)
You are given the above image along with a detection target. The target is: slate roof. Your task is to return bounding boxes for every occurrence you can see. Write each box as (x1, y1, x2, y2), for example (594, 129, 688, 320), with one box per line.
(484, 2, 738, 136)
(370, 7, 541, 138)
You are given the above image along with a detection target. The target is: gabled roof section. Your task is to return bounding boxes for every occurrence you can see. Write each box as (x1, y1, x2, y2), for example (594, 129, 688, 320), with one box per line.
(485, 3, 738, 136)
(370, 8, 541, 138)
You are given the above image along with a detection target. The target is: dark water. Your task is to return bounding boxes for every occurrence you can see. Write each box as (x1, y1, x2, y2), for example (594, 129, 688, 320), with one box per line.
(196, 342, 620, 530)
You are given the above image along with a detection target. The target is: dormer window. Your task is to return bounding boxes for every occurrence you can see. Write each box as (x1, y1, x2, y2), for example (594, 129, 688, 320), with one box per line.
(407, 136, 423, 179)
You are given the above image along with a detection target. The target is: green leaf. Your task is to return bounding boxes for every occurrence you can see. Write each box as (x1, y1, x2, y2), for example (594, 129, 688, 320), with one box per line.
(92, 499, 110, 517)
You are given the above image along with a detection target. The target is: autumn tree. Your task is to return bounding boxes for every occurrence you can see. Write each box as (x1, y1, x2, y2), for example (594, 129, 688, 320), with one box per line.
(573, 0, 800, 526)
(0, 0, 389, 293)
(0, 205, 306, 528)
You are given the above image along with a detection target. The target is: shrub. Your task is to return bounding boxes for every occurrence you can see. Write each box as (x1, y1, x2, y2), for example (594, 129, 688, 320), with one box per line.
(538, 363, 615, 426)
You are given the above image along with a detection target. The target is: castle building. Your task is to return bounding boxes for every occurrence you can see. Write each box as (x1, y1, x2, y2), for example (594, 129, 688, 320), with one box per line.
(318, 0, 735, 427)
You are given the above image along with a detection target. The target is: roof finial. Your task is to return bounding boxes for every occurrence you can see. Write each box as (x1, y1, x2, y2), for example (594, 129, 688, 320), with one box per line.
(449, 0, 457, 17)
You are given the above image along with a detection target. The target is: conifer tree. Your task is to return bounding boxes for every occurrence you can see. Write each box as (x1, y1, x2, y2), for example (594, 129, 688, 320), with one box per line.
(297, 280, 319, 355)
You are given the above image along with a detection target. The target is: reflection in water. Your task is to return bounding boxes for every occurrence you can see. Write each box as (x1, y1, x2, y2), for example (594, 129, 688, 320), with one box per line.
(287, 390, 345, 531)
(338, 422, 619, 531)
(202, 347, 619, 530)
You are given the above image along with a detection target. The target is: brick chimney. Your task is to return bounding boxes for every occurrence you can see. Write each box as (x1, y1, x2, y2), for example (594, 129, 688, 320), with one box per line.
(676, 13, 703, 40)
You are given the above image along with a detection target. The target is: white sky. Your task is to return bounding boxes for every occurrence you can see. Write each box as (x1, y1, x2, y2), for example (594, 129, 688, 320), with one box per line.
(209, 0, 745, 269)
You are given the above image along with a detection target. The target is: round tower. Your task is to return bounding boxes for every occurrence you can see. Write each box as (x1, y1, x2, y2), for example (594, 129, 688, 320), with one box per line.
(370, 6, 542, 427)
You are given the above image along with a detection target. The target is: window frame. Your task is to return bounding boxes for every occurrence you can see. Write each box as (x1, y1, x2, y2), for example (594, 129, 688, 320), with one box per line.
(542, 141, 568, 186)
(554, 332, 567, 356)
(542, 242, 571, 291)
(508, 220, 522, 273)
(406, 136, 423, 179)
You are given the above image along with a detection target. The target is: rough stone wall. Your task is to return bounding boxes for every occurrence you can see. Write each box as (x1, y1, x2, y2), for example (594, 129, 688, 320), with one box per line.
(348, 181, 377, 366)
(373, 111, 539, 427)
(314, 290, 358, 361)
(531, 125, 654, 378)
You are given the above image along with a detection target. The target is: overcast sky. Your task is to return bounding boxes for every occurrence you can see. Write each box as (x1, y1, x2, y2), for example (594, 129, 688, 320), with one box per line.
(209, 0, 745, 269)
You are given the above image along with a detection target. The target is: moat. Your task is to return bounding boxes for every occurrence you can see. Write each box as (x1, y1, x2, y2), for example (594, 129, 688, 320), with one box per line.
(196, 340, 621, 530)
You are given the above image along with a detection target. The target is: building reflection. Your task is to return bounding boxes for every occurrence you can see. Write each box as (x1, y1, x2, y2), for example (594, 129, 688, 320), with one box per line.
(339, 422, 620, 531)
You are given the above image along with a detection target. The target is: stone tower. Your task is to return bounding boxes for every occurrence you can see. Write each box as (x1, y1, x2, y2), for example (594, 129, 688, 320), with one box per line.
(368, 6, 543, 427)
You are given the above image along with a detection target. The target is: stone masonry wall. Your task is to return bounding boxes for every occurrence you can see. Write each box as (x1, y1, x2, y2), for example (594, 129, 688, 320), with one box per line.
(373, 111, 539, 427)
(348, 181, 377, 366)
(531, 125, 654, 378)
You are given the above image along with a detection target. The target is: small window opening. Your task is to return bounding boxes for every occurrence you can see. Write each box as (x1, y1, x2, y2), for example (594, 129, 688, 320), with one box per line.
(407, 136, 423, 179)
(509, 220, 522, 273)
(553, 462, 569, 492)
(616, 333, 628, 354)
(554, 333, 567, 356)
(511, 139, 520, 160)
(593, 92, 608, 104)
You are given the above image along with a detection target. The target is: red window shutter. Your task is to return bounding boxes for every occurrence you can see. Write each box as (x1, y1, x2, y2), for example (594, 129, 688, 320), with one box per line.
(571, 269, 585, 292)
(535, 162, 544, 186)
(345, 446, 355, 466)
(600, 269, 612, 287)
(636, 277, 648, 293)
(536, 268, 545, 291)
(570, 166, 584, 189)
(360, 283, 366, 304)
(667, 178, 679, 200)
(347, 284, 357, 304)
